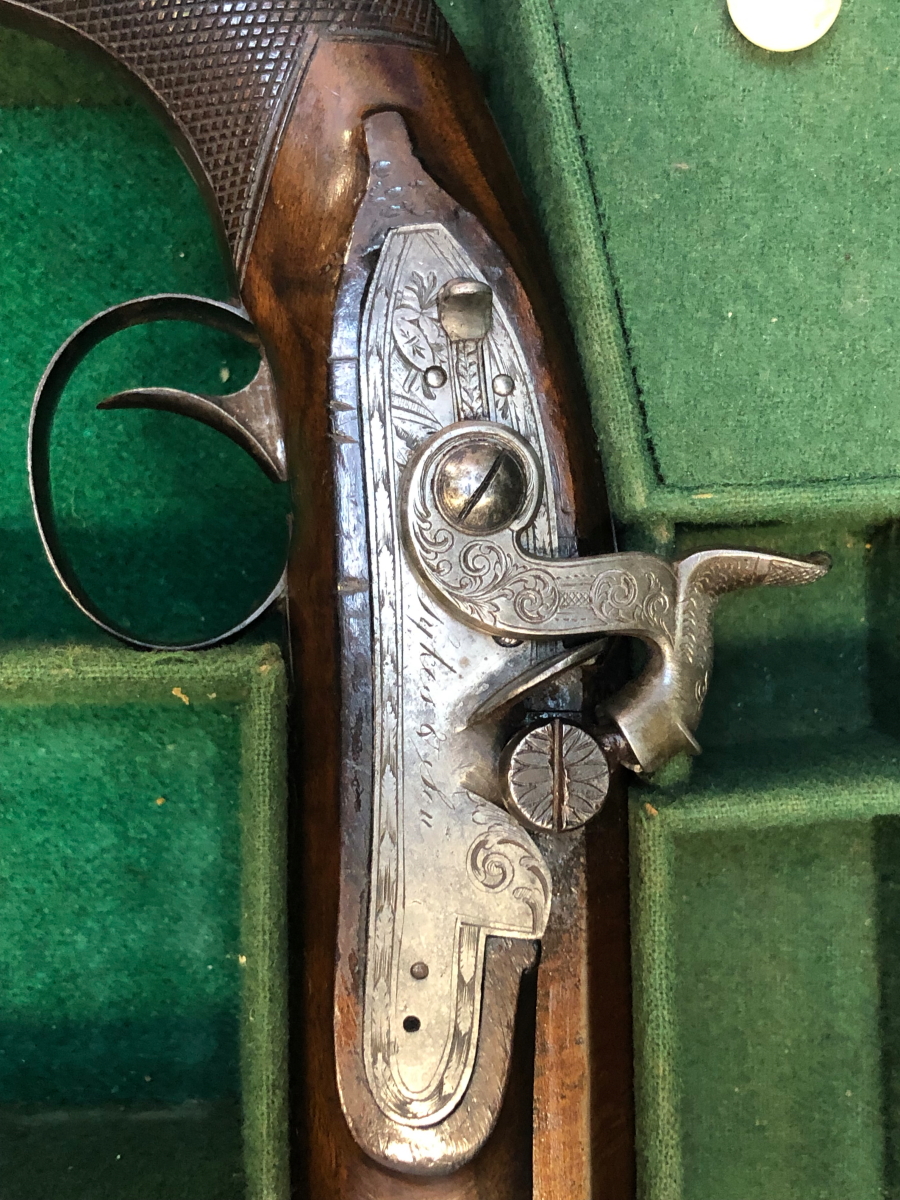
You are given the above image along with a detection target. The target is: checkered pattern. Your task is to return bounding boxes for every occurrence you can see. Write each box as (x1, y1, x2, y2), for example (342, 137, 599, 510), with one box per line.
(30, 0, 448, 268)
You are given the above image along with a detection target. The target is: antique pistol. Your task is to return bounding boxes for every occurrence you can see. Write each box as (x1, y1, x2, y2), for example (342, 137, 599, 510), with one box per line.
(2, 2, 828, 1195)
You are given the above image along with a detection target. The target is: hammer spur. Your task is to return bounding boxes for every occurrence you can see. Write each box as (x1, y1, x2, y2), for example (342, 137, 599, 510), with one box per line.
(401, 421, 829, 775)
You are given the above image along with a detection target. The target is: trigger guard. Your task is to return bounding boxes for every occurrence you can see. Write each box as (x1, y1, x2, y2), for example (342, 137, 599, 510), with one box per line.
(28, 293, 288, 651)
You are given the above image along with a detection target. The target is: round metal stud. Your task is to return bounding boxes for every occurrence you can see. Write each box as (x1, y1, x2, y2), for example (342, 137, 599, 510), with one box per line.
(434, 438, 527, 533)
(424, 365, 447, 389)
(410, 961, 429, 980)
(727, 0, 840, 52)
(492, 373, 515, 397)
(502, 718, 610, 833)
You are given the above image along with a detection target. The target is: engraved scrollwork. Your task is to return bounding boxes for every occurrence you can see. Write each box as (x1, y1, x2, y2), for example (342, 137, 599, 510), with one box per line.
(467, 825, 551, 936)
(590, 568, 671, 633)
(429, 539, 562, 628)
(511, 569, 561, 625)
(402, 421, 829, 780)
(357, 215, 559, 1136)
(411, 495, 454, 572)
(643, 579, 674, 630)
(590, 569, 638, 622)
(458, 541, 513, 597)
(468, 828, 516, 893)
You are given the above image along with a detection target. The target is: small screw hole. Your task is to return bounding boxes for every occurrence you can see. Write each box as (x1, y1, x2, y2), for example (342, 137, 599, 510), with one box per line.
(403, 1015, 421, 1034)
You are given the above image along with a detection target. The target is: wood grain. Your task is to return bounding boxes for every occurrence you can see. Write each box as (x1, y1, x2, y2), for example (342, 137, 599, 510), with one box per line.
(239, 28, 630, 1199)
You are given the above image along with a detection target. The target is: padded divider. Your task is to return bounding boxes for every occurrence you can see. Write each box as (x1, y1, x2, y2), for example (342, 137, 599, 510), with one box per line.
(3, 10, 895, 1200)
(450, 0, 900, 527)
(631, 515, 900, 1199)
(632, 741, 900, 1200)
(0, 644, 288, 1200)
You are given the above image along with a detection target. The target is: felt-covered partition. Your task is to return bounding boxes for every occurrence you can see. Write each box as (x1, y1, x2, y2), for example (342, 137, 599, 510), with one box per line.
(0, 30, 290, 1196)
(2, 2, 896, 1196)
(0, 644, 288, 1200)
(443, 1, 900, 1196)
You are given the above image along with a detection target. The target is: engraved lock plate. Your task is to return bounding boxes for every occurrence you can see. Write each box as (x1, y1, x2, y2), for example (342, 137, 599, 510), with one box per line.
(329, 113, 577, 1173)
(357, 225, 555, 1128)
(327, 112, 830, 1175)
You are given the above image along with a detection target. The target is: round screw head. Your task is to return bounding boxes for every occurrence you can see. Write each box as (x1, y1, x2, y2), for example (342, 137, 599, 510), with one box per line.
(437, 278, 493, 341)
(434, 438, 527, 533)
(502, 719, 610, 833)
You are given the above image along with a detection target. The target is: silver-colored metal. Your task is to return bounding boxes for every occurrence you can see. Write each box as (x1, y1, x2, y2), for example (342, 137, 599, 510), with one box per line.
(424, 365, 448, 389)
(434, 440, 527, 533)
(328, 111, 829, 1174)
(435, 278, 494, 420)
(100, 357, 287, 483)
(327, 115, 579, 1149)
(501, 719, 610, 833)
(438, 279, 494, 341)
(471, 637, 608, 724)
(331, 110, 579, 1175)
(402, 421, 829, 773)
(27, 294, 289, 651)
(355, 220, 555, 1132)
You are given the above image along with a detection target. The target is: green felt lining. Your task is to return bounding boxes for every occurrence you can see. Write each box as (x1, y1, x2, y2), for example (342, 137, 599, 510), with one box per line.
(628, 510, 900, 1199)
(2, 11, 897, 1200)
(0, 643, 288, 1200)
(457, 0, 900, 528)
(0, 99, 289, 646)
(632, 735, 900, 1200)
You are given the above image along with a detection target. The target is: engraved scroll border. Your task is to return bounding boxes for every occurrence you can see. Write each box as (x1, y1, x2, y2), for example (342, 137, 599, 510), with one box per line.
(359, 222, 558, 1127)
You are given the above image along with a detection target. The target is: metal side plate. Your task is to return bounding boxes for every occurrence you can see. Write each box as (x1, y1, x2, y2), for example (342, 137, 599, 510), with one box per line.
(329, 112, 575, 1173)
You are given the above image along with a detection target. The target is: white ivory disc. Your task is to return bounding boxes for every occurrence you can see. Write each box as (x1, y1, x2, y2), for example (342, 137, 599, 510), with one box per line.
(727, 0, 842, 52)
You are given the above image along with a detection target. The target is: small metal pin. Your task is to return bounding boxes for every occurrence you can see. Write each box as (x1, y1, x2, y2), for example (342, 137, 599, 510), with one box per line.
(437, 278, 493, 342)
(410, 961, 429, 980)
(424, 365, 447, 389)
(492, 373, 514, 397)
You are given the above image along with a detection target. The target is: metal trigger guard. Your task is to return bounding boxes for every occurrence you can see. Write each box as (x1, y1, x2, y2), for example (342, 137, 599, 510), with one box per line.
(28, 293, 289, 651)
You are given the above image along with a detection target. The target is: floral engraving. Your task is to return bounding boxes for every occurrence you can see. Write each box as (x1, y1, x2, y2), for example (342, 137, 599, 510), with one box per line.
(359, 220, 558, 1130)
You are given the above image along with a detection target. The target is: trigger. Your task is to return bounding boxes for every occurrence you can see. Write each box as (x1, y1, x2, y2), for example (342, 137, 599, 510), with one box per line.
(28, 292, 290, 650)
(99, 357, 287, 483)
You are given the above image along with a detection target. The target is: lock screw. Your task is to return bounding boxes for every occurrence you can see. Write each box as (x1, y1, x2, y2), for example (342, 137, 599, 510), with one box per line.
(501, 718, 610, 833)
(434, 438, 527, 533)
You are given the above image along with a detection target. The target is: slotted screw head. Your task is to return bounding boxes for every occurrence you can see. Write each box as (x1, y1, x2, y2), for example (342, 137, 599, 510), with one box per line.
(434, 438, 527, 533)
(502, 719, 610, 833)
